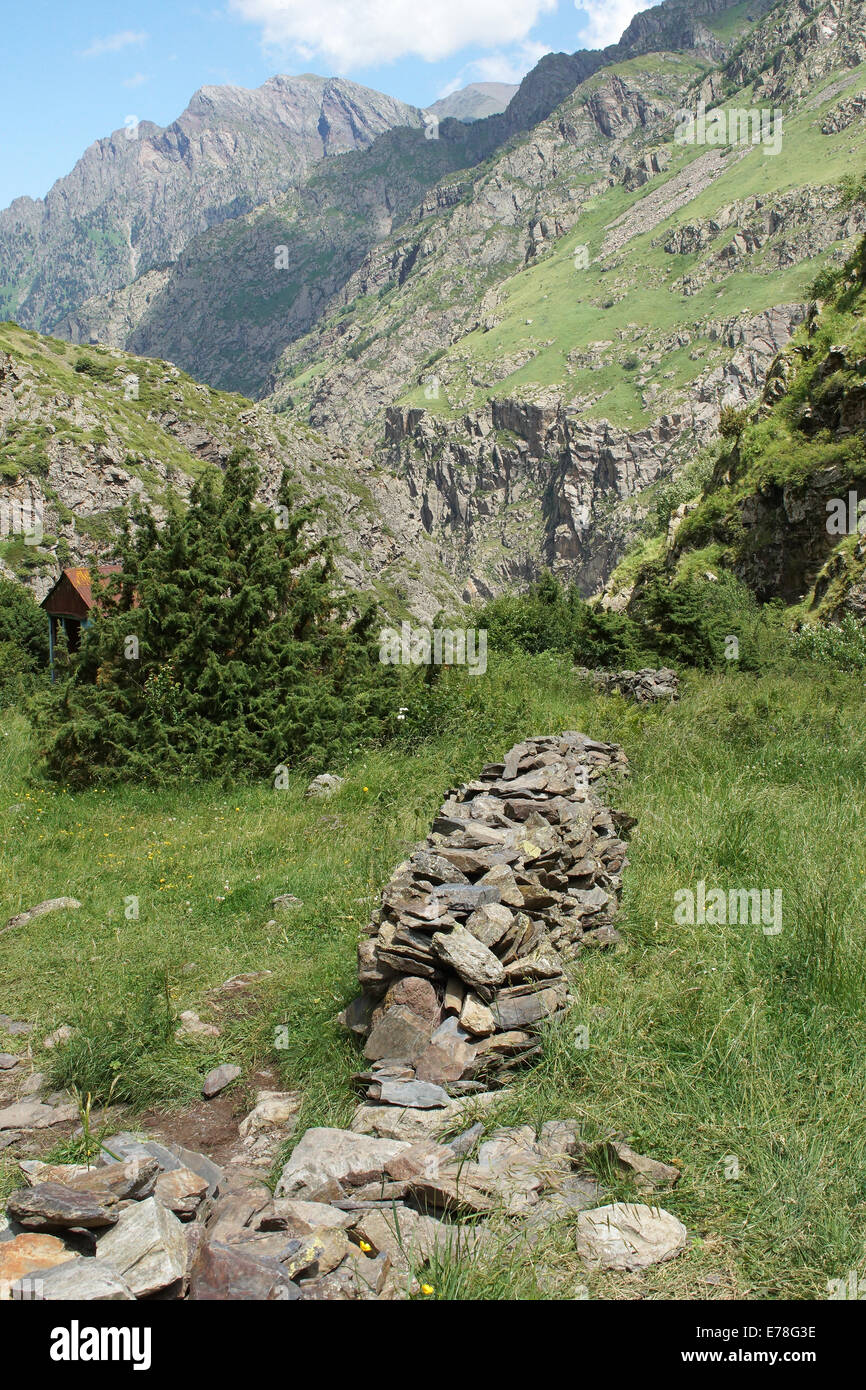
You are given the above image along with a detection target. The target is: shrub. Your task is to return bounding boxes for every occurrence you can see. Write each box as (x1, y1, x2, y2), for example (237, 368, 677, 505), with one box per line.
(790, 615, 866, 672)
(38, 455, 400, 785)
(0, 578, 48, 701)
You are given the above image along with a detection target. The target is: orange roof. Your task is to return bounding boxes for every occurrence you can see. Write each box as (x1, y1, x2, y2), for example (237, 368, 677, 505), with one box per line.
(42, 565, 123, 612)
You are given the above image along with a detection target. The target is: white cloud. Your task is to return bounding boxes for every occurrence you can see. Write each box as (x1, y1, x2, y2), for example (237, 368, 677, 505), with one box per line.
(575, 1, 645, 49)
(82, 30, 149, 59)
(123, 73, 150, 88)
(229, 0, 558, 70)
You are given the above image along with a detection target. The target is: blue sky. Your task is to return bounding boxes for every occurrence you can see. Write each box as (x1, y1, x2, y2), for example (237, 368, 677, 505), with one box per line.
(0, 1, 651, 210)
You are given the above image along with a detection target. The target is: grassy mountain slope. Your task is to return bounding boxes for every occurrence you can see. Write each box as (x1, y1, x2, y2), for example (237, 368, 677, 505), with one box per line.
(609, 233, 866, 621)
(0, 323, 458, 618)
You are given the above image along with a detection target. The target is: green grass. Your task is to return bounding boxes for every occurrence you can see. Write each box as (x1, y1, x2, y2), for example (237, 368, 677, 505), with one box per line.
(2, 652, 865, 1299)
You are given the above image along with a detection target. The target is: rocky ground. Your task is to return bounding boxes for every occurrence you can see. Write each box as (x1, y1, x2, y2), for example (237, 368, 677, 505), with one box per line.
(0, 733, 689, 1301)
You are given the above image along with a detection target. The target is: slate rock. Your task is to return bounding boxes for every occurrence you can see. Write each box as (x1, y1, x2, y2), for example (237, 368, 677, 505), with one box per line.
(431, 884, 501, 914)
(369, 1080, 450, 1109)
(604, 1140, 681, 1191)
(363, 1006, 433, 1063)
(22, 1258, 135, 1301)
(258, 1200, 355, 1233)
(0, 1100, 77, 1130)
(202, 1063, 241, 1098)
(67, 1159, 160, 1202)
(275, 1128, 413, 1201)
(576, 1202, 688, 1271)
(0, 1233, 77, 1291)
(189, 1239, 301, 1300)
(459, 992, 496, 1036)
(95, 1197, 187, 1296)
(0, 1054, 19, 1070)
(155, 1167, 209, 1217)
(6, 1183, 120, 1232)
(432, 925, 506, 990)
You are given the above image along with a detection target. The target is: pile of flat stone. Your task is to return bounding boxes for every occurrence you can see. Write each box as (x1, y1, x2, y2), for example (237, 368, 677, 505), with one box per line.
(577, 667, 679, 704)
(342, 733, 631, 1102)
(1, 732, 692, 1300)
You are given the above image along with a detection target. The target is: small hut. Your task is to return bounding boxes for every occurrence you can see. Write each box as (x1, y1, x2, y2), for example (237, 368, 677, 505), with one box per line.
(41, 565, 121, 680)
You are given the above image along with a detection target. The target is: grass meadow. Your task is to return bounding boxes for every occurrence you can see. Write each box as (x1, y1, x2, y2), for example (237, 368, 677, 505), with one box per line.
(2, 654, 865, 1299)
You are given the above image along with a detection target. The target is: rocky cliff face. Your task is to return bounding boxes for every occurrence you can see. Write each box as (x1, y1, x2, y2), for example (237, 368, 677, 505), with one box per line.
(0, 327, 458, 621)
(615, 240, 866, 620)
(380, 303, 804, 598)
(0, 76, 424, 333)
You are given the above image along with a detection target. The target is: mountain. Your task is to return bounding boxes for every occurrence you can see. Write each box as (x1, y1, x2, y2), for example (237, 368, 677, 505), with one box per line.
(3, 0, 866, 618)
(49, 0, 748, 403)
(426, 83, 519, 123)
(0, 75, 424, 333)
(608, 233, 866, 622)
(0, 324, 458, 620)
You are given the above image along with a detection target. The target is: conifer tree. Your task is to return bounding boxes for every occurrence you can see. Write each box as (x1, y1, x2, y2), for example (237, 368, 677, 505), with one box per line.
(43, 454, 397, 784)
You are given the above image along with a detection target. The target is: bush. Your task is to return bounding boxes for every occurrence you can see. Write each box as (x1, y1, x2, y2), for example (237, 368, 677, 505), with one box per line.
(0, 578, 48, 701)
(718, 405, 750, 440)
(630, 571, 787, 672)
(37, 455, 400, 785)
(790, 615, 866, 672)
(479, 572, 647, 668)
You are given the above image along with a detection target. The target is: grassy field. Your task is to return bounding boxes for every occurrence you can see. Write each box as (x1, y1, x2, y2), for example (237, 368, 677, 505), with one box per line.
(2, 655, 865, 1299)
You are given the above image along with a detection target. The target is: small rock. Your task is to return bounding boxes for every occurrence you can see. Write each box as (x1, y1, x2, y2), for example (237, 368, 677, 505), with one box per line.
(43, 1026, 73, 1050)
(272, 894, 303, 911)
(94, 1197, 187, 1296)
(0, 1017, 33, 1036)
(0, 1053, 19, 1070)
(576, 1201, 688, 1271)
(215, 971, 272, 994)
(0, 1100, 78, 1131)
(459, 992, 496, 1036)
(202, 1064, 241, 1098)
(370, 1080, 450, 1110)
(155, 1167, 209, 1217)
(3, 897, 81, 934)
(604, 1140, 681, 1191)
(304, 774, 344, 798)
(20, 1071, 45, 1095)
(6, 1182, 120, 1232)
(175, 1010, 221, 1040)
